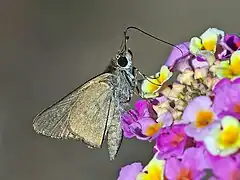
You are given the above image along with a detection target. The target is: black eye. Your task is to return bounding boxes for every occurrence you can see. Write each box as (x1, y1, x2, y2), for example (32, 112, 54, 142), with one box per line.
(117, 56, 128, 67)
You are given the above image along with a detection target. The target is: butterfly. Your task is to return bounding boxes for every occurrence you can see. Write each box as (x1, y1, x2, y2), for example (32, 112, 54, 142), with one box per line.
(32, 26, 184, 160)
(32, 46, 142, 160)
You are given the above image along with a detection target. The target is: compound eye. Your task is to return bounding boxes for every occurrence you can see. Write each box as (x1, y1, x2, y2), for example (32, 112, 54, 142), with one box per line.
(117, 56, 128, 67)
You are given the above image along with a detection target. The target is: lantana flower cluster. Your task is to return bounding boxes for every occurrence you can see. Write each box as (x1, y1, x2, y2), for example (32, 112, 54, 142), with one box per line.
(118, 28, 240, 180)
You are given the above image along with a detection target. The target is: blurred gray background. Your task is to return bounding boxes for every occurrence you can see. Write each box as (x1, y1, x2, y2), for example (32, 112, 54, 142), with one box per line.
(1, 1, 240, 179)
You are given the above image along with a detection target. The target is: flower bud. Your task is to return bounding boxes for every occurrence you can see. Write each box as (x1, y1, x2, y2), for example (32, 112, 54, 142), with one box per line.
(194, 67, 208, 79)
(177, 69, 194, 85)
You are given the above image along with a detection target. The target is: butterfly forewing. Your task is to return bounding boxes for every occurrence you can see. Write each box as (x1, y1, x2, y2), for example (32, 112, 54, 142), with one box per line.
(33, 73, 114, 148)
(33, 86, 81, 140)
(68, 73, 114, 148)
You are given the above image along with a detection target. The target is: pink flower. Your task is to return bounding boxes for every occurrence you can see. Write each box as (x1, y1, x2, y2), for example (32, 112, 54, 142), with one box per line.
(218, 34, 240, 60)
(121, 100, 154, 138)
(165, 147, 208, 180)
(165, 42, 209, 72)
(205, 152, 240, 180)
(213, 77, 240, 119)
(181, 96, 219, 141)
(117, 162, 143, 180)
(129, 117, 161, 140)
(154, 124, 191, 159)
(165, 42, 192, 72)
(121, 109, 139, 138)
(121, 99, 163, 140)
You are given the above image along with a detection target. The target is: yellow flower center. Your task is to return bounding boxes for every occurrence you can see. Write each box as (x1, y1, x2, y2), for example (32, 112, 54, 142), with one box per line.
(218, 126, 240, 147)
(144, 79, 161, 93)
(145, 123, 162, 136)
(195, 111, 214, 128)
(231, 64, 240, 76)
(176, 168, 193, 180)
(229, 51, 240, 75)
(202, 37, 217, 51)
(158, 74, 166, 83)
(137, 165, 163, 180)
(148, 166, 162, 180)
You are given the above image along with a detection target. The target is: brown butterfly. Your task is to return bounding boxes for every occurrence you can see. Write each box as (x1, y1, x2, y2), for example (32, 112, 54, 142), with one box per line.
(32, 26, 183, 160)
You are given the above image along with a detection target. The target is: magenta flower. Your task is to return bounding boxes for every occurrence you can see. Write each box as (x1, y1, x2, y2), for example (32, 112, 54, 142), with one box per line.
(165, 147, 208, 180)
(224, 34, 240, 51)
(205, 152, 240, 180)
(181, 96, 219, 141)
(156, 111, 173, 127)
(121, 109, 139, 138)
(213, 77, 240, 119)
(165, 42, 210, 73)
(218, 34, 240, 60)
(135, 99, 156, 118)
(165, 42, 191, 72)
(212, 77, 232, 94)
(129, 117, 161, 140)
(154, 124, 190, 159)
(117, 162, 143, 180)
(121, 99, 160, 140)
(233, 153, 240, 165)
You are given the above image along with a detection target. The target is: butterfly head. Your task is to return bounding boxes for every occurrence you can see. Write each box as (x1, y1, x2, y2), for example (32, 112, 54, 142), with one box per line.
(113, 49, 133, 70)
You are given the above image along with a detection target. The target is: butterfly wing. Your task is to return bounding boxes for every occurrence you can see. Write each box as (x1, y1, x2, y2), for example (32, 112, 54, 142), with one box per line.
(68, 73, 114, 148)
(33, 73, 114, 148)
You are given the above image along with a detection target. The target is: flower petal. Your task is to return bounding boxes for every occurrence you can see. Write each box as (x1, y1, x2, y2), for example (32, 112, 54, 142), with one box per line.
(221, 115, 240, 127)
(121, 110, 138, 138)
(118, 162, 143, 180)
(165, 42, 190, 70)
(216, 60, 232, 78)
(212, 78, 231, 93)
(135, 99, 154, 118)
(224, 34, 240, 52)
(192, 58, 209, 69)
(155, 124, 187, 159)
(190, 37, 203, 54)
(165, 158, 181, 180)
(130, 117, 160, 140)
(156, 111, 173, 127)
(230, 50, 240, 75)
(141, 66, 172, 98)
(158, 65, 173, 84)
(204, 134, 220, 156)
(137, 156, 165, 180)
(181, 96, 213, 124)
(182, 147, 207, 171)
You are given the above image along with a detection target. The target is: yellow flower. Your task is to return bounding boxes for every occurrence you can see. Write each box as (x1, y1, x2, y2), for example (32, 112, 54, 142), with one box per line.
(204, 116, 240, 156)
(216, 50, 240, 79)
(190, 28, 224, 54)
(195, 110, 214, 128)
(189, 37, 203, 54)
(189, 28, 224, 65)
(141, 65, 172, 98)
(145, 123, 163, 137)
(137, 156, 165, 180)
